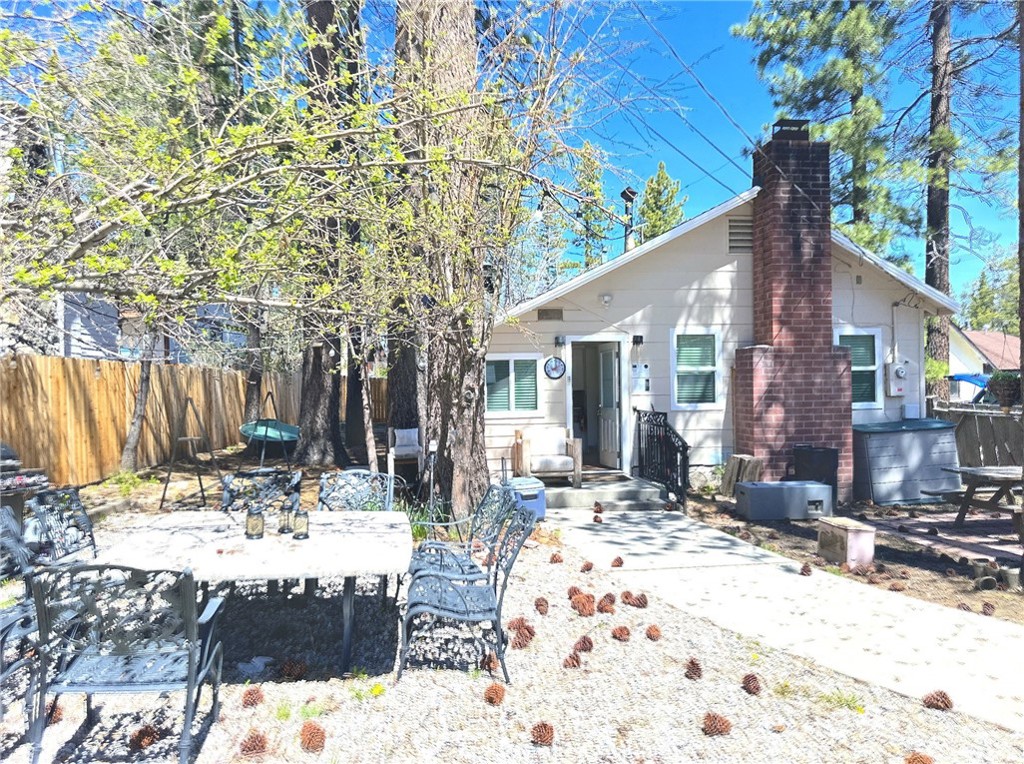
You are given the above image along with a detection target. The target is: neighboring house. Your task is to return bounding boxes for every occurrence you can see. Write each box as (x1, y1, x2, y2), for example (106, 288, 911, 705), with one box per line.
(949, 325, 1020, 401)
(486, 120, 957, 502)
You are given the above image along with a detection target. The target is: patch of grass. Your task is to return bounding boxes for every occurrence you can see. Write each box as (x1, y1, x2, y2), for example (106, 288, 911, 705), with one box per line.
(824, 565, 844, 576)
(350, 666, 368, 681)
(300, 703, 325, 719)
(760, 542, 780, 553)
(469, 667, 481, 680)
(275, 703, 292, 721)
(773, 681, 797, 698)
(818, 690, 865, 713)
(102, 470, 159, 497)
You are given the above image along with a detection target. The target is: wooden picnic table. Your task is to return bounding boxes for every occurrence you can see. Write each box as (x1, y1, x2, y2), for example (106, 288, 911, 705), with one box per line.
(938, 466, 1024, 570)
(96, 510, 412, 673)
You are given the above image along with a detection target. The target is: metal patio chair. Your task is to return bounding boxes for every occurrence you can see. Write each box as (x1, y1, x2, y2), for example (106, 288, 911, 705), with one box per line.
(397, 504, 537, 684)
(317, 469, 396, 513)
(24, 489, 96, 564)
(220, 468, 301, 514)
(26, 564, 224, 764)
(0, 505, 37, 728)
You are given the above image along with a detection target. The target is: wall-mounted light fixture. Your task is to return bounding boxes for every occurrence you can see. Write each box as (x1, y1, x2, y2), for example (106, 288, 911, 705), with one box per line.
(599, 293, 613, 308)
(632, 335, 644, 347)
(554, 335, 566, 347)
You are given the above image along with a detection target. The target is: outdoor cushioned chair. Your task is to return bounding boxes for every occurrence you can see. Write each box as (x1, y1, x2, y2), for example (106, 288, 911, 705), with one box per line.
(398, 503, 537, 684)
(26, 564, 224, 764)
(512, 427, 582, 488)
(387, 427, 424, 478)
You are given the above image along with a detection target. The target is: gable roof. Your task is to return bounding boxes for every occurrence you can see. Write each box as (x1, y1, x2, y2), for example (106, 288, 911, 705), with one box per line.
(504, 188, 959, 319)
(961, 329, 1020, 371)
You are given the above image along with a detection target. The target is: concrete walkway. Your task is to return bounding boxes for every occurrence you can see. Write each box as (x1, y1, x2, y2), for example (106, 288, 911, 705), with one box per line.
(547, 507, 1024, 734)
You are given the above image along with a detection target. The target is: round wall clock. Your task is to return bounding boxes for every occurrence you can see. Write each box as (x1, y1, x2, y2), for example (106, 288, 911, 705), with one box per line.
(544, 356, 566, 380)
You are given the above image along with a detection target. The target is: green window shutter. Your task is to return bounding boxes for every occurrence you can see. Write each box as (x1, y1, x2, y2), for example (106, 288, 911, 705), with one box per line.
(513, 359, 537, 410)
(851, 370, 876, 404)
(839, 335, 875, 367)
(486, 360, 510, 411)
(676, 335, 715, 367)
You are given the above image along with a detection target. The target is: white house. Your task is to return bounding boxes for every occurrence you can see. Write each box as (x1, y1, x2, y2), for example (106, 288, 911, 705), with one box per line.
(485, 121, 957, 501)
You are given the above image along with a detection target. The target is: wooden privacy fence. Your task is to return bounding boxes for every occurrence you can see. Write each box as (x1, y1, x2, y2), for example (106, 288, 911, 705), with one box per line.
(0, 354, 301, 486)
(933, 404, 1023, 467)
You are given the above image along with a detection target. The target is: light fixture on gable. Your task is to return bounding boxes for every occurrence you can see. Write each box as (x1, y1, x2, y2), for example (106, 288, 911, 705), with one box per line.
(599, 293, 612, 308)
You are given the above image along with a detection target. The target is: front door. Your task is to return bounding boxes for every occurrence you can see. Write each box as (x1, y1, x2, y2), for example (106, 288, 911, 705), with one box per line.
(598, 343, 620, 468)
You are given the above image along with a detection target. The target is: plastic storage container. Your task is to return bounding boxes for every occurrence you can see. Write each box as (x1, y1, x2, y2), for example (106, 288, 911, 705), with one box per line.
(509, 476, 546, 521)
(735, 481, 833, 521)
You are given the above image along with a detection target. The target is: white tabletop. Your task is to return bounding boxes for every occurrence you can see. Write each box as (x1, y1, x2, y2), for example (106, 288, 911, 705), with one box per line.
(96, 511, 412, 583)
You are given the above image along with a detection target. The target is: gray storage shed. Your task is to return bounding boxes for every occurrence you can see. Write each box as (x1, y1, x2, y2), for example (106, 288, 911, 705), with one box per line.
(852, 419, 961, 505)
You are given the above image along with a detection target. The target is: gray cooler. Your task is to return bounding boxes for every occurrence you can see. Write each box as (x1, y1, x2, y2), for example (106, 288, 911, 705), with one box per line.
(735, 481, 833, 521)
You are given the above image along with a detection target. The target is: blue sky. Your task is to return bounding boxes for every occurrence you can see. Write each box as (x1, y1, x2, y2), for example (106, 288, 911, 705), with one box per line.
(581, 1, 1017, 299)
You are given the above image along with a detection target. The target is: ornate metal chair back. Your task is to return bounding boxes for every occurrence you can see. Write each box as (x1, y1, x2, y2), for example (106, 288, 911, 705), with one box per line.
(30, 564, 198, 659)
(317, 470, 395, 512)
(25, 488, 97, 564)
(0, 505, 31, 578)
(469, 484, 518, 550)
(490, 504, 537, 608)
(221, 469, 301, 514)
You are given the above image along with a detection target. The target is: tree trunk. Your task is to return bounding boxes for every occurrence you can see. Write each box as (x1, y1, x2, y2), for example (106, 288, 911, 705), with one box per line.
(120, 329, 157, 472)
(345, 326, 366, 451)
(242, 317, 263, 424)
(360, 360, 378, 470)
(925, 0, 952, 403)
(294, 338, 344, 465)
(388, 333, 419, 429)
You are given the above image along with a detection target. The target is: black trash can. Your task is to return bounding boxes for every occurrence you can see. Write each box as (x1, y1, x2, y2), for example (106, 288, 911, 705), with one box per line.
(792, 445, 838, 505)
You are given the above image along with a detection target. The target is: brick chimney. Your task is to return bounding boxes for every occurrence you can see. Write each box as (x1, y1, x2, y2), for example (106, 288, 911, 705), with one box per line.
(732, 120, 853, 502)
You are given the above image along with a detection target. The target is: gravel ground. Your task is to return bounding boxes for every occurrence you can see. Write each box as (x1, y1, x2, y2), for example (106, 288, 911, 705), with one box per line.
(2, 524, 1024, 763)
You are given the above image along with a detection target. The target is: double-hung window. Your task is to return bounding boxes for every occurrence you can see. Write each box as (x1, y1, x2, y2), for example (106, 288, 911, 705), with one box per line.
(485, 355, 539, 413)
(673, 332, 718, 407)
(836, 328, 882, 408)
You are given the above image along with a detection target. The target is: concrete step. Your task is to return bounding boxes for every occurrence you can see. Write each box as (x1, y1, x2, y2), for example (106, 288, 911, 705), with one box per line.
(544, 479, 667, 509)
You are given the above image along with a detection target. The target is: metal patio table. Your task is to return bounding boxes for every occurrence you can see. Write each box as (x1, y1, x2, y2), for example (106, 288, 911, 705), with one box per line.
(95, 511, 412, 673)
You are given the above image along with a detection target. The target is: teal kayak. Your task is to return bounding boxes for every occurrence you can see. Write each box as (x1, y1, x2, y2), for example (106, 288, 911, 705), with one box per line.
(240, 419, 300, 443)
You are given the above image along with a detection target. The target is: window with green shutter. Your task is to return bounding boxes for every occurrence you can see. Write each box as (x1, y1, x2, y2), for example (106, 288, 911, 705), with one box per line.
(486, 357, 539, 412)
(675, 334, 716, 405)
(837, 331, 880, 406)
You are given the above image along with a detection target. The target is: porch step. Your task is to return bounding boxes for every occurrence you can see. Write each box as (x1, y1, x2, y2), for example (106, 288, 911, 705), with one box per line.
(543, 479, 667, 510)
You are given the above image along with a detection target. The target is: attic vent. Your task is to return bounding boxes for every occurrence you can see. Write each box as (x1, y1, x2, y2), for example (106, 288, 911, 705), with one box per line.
(537, 308, 563, 321)
(728, 217, 753, 254)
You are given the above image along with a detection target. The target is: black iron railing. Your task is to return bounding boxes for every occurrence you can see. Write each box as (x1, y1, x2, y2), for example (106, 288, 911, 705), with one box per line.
(635, 410, 690, 502)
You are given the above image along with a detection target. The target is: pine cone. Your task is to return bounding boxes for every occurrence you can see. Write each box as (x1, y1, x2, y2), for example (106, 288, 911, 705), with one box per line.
(300, 721, 326, 753)
(800, 563, 812, 576)
(905, 752, 934, 764)
(535, 597, 549, 615)
(875, 563, 887, 573)
(531, 721, 555, 746)
(280, 658, 308, 681)
(571, 593, 596, 617)
(518, 622, 536, 639)
(567, 586, 583, 600)
(593, 515, 603, 524)
(574, 635, 594, 653)
(621, 590, 634, 606)
(611, 556, 624, 568)
(889, 582, 907, 592)
(839, 562, 851, 573)
(242, 685, 264, 708)
(128, 724, 162, 752)
(481, 651, 499, 672)
(240, 729, 268, 756)
(741, 673, 761, 696)
(899, 569, 911, 579)
(550, 552, 563, 564)
(511, 630, 533, 650)
(685, 657, 702, 680)
(702, 712, 731, 736)
(812, 555, 827, 567)
(597, 593, 616, 613)
(956, 602, 972, 612)
(593, 502, 604, 514)
(46, 700, 63, 725)
(483, 683, 505, 705)
(982, 602, 995, 616)
(852, 564, 871, 576)
(507, 616, 528, 631)
(581, 561, 594, 572)
(563, 652, 581, 668)
(611, 625, 630, 642)
(645, 624, 662, 641)
(867, 574, 883, 585)
(738, 530, 752, 541)
(922, 690, 953, 711)
(629, 593, 648, 609)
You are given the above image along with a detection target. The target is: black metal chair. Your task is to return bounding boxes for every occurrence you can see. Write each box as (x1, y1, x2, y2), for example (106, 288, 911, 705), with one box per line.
(397, 504, 536, 684)
(0, 505, 37, 728)
(317, 470, 396, 513)
(26, 564, 224, 764)
(408, 483, 519, 582)
(24, 489, 96, 564)
(220, 468, 301, 514)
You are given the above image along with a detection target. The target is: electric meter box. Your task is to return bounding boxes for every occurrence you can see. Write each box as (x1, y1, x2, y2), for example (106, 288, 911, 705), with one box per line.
(885, 359, 918, 397)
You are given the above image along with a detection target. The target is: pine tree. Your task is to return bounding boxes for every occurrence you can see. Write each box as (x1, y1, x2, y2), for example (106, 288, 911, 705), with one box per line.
(637, 162, 685, 243)
(959, 257, 1019, 334)
(573, 141, 612, 269)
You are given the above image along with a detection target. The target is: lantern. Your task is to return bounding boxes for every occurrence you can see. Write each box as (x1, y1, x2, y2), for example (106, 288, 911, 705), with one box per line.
(244, 504, 264, 540)
(278, 504, 294, 534)
(292, 508, 309, 540)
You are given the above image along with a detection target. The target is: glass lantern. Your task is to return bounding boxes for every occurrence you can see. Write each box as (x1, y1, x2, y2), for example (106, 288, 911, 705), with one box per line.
(244, 504, 264, 540)
(278, 504, 294, 534)
(292, 508, 309, 540)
